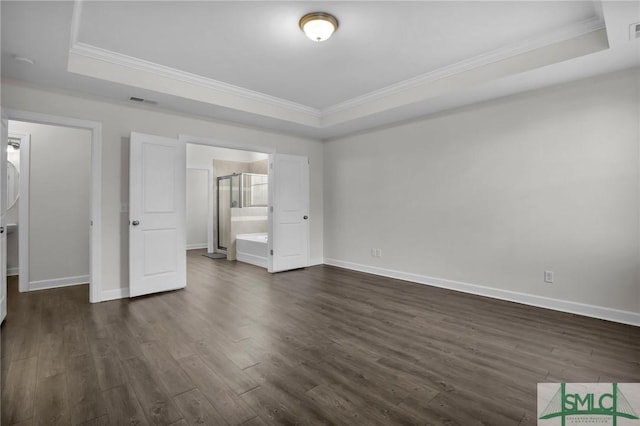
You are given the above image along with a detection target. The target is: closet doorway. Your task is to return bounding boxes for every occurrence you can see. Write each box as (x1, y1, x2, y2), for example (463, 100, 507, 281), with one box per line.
(3, 110, 102, 305)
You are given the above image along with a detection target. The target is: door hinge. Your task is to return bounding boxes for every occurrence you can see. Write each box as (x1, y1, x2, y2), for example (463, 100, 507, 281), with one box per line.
(270, 249, 273, 256)
(270, 206, 273, 212)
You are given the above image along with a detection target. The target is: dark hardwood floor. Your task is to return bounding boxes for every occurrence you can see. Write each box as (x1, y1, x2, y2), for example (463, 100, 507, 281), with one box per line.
(2, 249, 639, 425)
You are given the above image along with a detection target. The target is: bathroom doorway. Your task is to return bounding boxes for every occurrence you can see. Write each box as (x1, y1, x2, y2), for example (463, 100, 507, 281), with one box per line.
(182, 134, 310, 273)
(185, 142, 269, 265)
(4, 110, 102, 304)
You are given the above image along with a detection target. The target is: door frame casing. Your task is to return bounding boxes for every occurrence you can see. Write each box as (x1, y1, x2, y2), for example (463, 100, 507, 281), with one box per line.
(6, 131, 30, 281)
(5, 109, 103, 303)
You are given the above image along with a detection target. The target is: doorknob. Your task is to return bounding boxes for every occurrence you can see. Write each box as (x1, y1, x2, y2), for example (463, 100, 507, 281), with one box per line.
(0, 226, 4, 234)
(132, 220, 140, 226)
(303, 215, 308, 220)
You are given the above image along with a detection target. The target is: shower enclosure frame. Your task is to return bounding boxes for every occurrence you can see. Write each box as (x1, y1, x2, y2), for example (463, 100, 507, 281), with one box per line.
(216, 174, 238, 251)
(216, 172, 268, 252)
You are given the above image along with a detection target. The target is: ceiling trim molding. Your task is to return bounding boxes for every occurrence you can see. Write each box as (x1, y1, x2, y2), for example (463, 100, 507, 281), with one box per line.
(68, 42, 322, 118)
(322, 16, 605, 116)
(69, 0, 83, 51)
(67, 0, 606, 130)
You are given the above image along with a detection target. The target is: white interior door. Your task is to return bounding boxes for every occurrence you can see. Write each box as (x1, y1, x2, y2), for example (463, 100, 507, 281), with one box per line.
(129, 132, 186, 297)
(1, 115, 8, 323)
(268, 153, 310, 273)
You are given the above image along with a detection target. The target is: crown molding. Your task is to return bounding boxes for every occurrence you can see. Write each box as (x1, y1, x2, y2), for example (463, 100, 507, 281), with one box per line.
(68, 0, 605, 130)
(69, 42, 322, 119)
(322, 16, 605, 116)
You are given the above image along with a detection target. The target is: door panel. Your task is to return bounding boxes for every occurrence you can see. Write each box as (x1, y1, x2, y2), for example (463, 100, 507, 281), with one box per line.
(129, 132, 186, 297)
(268, 154, 310, 273)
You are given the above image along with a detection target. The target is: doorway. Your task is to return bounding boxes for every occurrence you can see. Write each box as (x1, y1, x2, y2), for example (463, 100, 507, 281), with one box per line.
(4, 110, 102, 303)
(127, 131, 310, 300)
(185, 142, 270, 265)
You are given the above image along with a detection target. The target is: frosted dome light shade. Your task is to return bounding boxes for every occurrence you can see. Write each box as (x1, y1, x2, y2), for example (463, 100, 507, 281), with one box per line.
(299, 13, 338, 42)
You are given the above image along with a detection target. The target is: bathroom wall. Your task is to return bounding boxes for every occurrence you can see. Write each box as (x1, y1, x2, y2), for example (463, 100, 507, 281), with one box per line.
(8, 120, 91, 287)
(213, 160, 251, 181)
(186, 168, 209, 249)
(248, 159, 268, 174)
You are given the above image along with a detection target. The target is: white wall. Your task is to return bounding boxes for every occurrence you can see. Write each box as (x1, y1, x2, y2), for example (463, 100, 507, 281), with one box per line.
(324, 68, 640, 319)
(2, 82, 324, 300)
(186, 168, 209, 249)
(187, 143, 268, 168)
(8, 120, 91, 285)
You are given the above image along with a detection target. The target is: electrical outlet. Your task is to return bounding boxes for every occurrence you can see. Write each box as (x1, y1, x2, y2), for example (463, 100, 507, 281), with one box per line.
(376, 248, 382, 257)
(371, 248, 376, 257)
(544, 270, 554, 283)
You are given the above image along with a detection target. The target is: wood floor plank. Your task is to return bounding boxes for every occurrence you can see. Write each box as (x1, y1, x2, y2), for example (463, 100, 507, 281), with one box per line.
(4, 317, 42, 362)
(166, 420, 188, 426)
(33, 373, 71, 426)
(89, 338, 128, 391)
(1, 356, 38, 425)
(37, 333, 66, 380)
(173, 388, 227, 425)
(238, 416, 266, 426)
(77, 416, 109, 426)
(123, 357, 182, 426)
(193, 340, 259, 395)
(63, 323, 89, 358)
(100, 384, 149, 426)
(9, 421, 34, 426)
(306, 383, 372, 425)
(178, 355, 256, 425)
(139, 341, 195, 397)
(239, 386, 308, 426)
(104, 321, 144, 361)
(65, 353, 106, 425)
(1, 250, 639, 425)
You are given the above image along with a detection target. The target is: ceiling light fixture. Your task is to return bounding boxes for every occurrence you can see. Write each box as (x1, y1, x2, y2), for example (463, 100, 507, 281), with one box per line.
(299, 12, 338, 42)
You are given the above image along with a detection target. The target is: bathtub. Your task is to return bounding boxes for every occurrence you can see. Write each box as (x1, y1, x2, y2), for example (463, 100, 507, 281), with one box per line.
(236, 233, 268, 268)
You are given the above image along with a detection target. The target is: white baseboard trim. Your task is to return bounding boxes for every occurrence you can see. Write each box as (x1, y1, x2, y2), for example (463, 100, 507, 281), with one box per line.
(101, 287, 130, 301)
(187, 243, 208, 250)
(29, 275, 90, 291)
(7, 267, 19, 276)
(309, 258, 324, 266)
(323, 258, 640, 327)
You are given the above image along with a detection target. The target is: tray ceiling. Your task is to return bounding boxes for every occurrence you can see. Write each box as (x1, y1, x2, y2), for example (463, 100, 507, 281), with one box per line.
(2, 1, 639, 140)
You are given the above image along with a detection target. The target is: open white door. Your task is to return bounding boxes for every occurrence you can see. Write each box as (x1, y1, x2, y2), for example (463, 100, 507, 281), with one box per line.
(268, 153, 310, 273)
(1, 115, 8, 323)
(129, 132, 186, 297)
